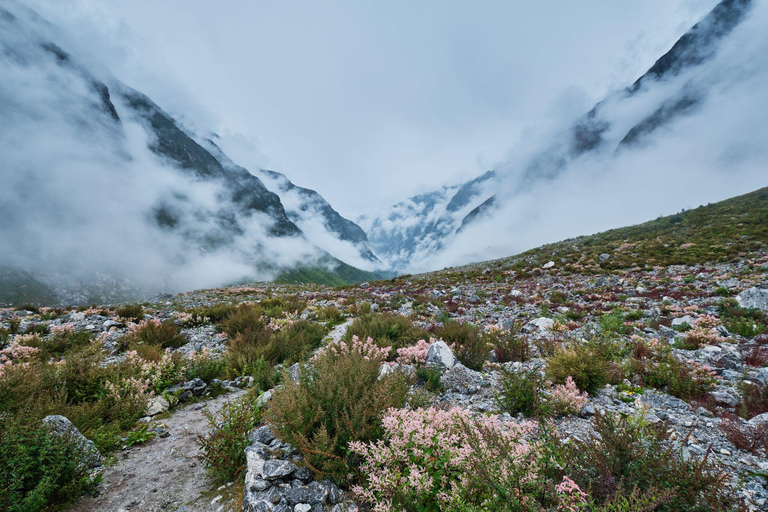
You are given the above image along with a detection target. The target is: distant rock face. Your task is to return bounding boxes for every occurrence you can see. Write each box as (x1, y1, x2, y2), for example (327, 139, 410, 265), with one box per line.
(42, 415, 102, 469)
(736, 287, 768, 312)
(362, 171, 497, 271)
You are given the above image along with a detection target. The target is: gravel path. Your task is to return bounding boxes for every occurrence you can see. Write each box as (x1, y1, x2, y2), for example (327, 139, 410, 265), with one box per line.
(67, 390, 246, 512)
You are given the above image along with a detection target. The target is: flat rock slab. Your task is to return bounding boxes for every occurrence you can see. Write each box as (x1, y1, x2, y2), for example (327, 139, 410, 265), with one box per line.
(65, 390, 246, 512)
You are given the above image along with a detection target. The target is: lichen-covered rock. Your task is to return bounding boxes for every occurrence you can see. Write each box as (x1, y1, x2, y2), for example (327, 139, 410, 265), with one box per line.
(42, 415, 102, 469)
(426, 340, 456, 370)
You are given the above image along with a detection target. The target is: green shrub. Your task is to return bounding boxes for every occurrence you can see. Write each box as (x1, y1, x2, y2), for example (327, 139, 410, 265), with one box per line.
(562, 411, 733, 511)
(267, 338, 410, 482)
(126, 319, 187, 350)
(490, 331, 529, 363)
(495, 368, 544, 417)
(198, 303, 237, 323)
(224, 320, 327, 376)
(220, 304, 266, 340)
(599, 311, 631, 335)
(197, 389, 264, 484)
(115, 304, 144, 322)
(0, 417, 97, 512)
(433, 321, 488, 371)
(416, 367, 444, 393)
(315, 305, 344, 325)
(344, 313, 428, 351)
(547, 345, 609, 394)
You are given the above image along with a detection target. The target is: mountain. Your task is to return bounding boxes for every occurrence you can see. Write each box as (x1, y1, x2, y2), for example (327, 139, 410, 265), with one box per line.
(367, 0, 759, 268)
(0, 2, 380, 306)
(360, 170, 497, 270)
(467, 0, 753, 222)
(254, 169, 380, 269)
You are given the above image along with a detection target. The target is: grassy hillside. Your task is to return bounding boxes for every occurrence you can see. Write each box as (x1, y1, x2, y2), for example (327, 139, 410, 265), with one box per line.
(275, 258, 386, 287)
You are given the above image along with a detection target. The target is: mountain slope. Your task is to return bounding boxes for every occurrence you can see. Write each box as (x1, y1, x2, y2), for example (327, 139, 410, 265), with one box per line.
(0, 2, 377, 305)
(429, 186, 768, 281)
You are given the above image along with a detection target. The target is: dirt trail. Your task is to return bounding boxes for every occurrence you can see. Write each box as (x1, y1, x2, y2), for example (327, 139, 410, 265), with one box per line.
(67, 391, 246, 512)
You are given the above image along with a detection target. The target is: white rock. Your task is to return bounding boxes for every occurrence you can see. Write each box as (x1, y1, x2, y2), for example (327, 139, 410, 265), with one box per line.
(671, 315, 695, 327)
(145, 396, 170, 416)
(426, 340, 457, 370)
(736, 287, 768, 312)
(542, 261, 555, 269)
(522, 317, 554, 334)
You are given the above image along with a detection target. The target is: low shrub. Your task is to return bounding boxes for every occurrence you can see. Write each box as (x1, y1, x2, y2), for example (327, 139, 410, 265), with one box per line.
(124, 319, 187, 350)
(562, 411, 733, 511)
(720, 415, 768, 455)
(416, 367, 444, 393)
(0, 417, 97, 512)
(433, 321, 488, 371)
(344, 313, 428, 351)
(351, 407, 584, 512)
(115, 304, 144, 322)
(267, 336, 409, 482)
(489, 330, 529, 363)
(196, 389, 264, 484)
(546, 345, 609, 394)
(315, 305, 344, 325)
(737, 381, 768, 420)
(220, 304, 266, 340)
(496, 367, 542, 417)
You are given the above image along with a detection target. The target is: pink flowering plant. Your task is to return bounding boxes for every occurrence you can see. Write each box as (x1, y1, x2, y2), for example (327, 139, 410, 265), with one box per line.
(351, 406, 584, 512)
(395, 338, 431, 366)
(546, 376, 589, 416)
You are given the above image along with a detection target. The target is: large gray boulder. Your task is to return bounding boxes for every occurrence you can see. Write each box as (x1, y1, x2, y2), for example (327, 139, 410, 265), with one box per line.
(42, 415, 102, 469)
(426, 340, 457, 370)
(736, 287, 768, 312)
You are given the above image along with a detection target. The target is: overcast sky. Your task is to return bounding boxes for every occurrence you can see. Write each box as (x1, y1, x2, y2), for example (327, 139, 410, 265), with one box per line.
(26, 0, 720, 218)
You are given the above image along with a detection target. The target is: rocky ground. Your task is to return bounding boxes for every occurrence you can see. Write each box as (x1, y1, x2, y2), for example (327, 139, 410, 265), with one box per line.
(3, 247, 768, 510)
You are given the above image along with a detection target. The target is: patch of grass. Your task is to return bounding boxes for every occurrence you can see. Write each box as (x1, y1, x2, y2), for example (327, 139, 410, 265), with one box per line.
(495, 368, 543, 417)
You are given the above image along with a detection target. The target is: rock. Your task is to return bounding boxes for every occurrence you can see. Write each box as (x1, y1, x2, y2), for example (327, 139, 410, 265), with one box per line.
(103, 319, 124, 331)
(284, 481, 327, 505)
(749, 412, 768, 426)
(426, 340, 457, 370)
(145, 396, 170, 416)
(295, 505, 312, 512)
(442, 363, 483, 394)
(522, 317, 554, 334)
(711, 390, 739, 407)
(671, 316, 695, 328)
(598, 253, 610, 263)
(379, 363, 416, 379)
(580, 403, 596, 418)
(542, 261, 555, 269)
(261, 460, 298, 481)
(256, 389, 273, 407)
(42, 415, 102, 468)
(736, 287, 768, 312)
(249, 425, 276, 445)
(359, 282, 370, 289)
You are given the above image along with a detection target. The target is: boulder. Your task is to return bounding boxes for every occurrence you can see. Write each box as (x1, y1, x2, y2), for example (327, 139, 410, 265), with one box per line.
(736, 287, 768, 312)
(42, 415, 102, 469)
(522, 317, 554, 334)
(145, 396, 170, 416)
(442, 363, 483, 394)
(426, 340, 456, 370)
